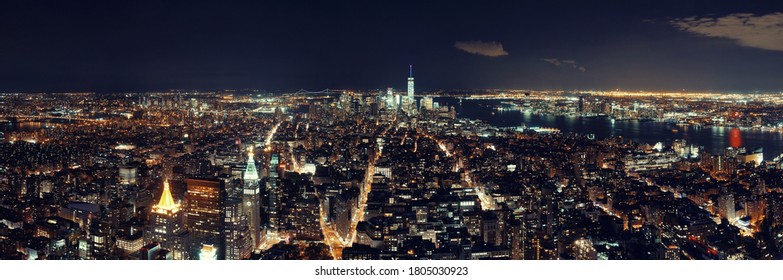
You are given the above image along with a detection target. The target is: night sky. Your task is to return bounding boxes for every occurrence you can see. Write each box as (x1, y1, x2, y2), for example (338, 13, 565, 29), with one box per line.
(1, 0, 782, 92)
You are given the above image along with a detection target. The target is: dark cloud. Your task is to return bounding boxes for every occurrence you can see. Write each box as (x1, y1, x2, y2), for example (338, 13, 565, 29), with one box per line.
(542, 58, 586, 72)
(542, 58, 562, 66)
(670, 13, 783, 51)
(454, 41, 509, 57)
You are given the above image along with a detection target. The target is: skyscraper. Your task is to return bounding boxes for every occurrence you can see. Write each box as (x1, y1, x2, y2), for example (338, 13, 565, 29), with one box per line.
(145, 179, 190, 260)
(421, 97, 434, 111)
(224, 198, 253, 260)
(386, 87, 395, 109)
(719, 193, 736, 221)
(407, 65, 414, 100)
(186, 178, 225, 259)
(267, 154, 280, 232)
(406, 65, 415, 114)
(242, 147, 261, 248)
(508, 218, 525, 260)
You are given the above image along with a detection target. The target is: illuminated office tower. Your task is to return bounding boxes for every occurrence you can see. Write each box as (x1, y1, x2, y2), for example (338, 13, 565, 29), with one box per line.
(406, 65, 416, 114)
(719, 193, 736, 221)
(118, 165, 137, 185)
(267, 154, 280, 232)
(386, 88, 395, 109)
(421, 96, 434, 111)
(224, 198, 253, 260)
(407, 65, 414, 101)
(186, 178, 225, 259)
(145, 179, 190, 260)
(242, 147, 261, 248)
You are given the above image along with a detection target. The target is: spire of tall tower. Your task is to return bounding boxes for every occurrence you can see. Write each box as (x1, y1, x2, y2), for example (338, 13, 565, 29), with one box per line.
(244, 146, 259, 181)
(153, 179, 179, 214)
(409, 65, 413, 77)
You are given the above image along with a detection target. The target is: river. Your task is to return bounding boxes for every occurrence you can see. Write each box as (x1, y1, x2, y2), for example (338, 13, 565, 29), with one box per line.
(433, 97, 783, 160)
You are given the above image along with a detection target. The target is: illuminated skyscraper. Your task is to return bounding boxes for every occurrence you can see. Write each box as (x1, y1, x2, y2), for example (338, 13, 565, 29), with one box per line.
(407, 65, 414, 100)
(145, 179, 190, 260)
(386, 87, 395, 109)
(224, 198, 253, 260)
(719, 193, 736, 221)
(186, 178, 225, 259)
(242, 147, 261, 248)
(406, 65, 416, 114)
(267, 154, 280, 232)
(421, 97, 434, 111)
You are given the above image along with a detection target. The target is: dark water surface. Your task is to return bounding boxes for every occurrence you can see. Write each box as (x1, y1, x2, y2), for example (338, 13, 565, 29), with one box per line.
(433, 97, 783, 160)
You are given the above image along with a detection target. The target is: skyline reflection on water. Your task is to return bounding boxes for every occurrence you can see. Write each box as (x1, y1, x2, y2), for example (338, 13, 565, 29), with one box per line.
(1, 121, 59, 133)
(434, 97, 783, 160)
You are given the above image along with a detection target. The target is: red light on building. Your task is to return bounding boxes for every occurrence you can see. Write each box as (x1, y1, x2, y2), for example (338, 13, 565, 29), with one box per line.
(729, 128, 742, 148)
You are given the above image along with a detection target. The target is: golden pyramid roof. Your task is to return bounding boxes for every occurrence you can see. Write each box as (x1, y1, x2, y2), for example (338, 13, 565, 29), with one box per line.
(153, 179, 180, 214)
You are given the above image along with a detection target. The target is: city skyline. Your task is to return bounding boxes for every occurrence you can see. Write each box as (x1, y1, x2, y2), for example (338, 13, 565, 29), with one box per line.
(2, 67, 783, 260)
(3, 0, 783, 263)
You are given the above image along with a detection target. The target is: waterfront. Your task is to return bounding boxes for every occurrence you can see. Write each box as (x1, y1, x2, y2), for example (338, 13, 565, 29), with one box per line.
(0, 120, 69, 133)
(435, 97, 783, 160)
